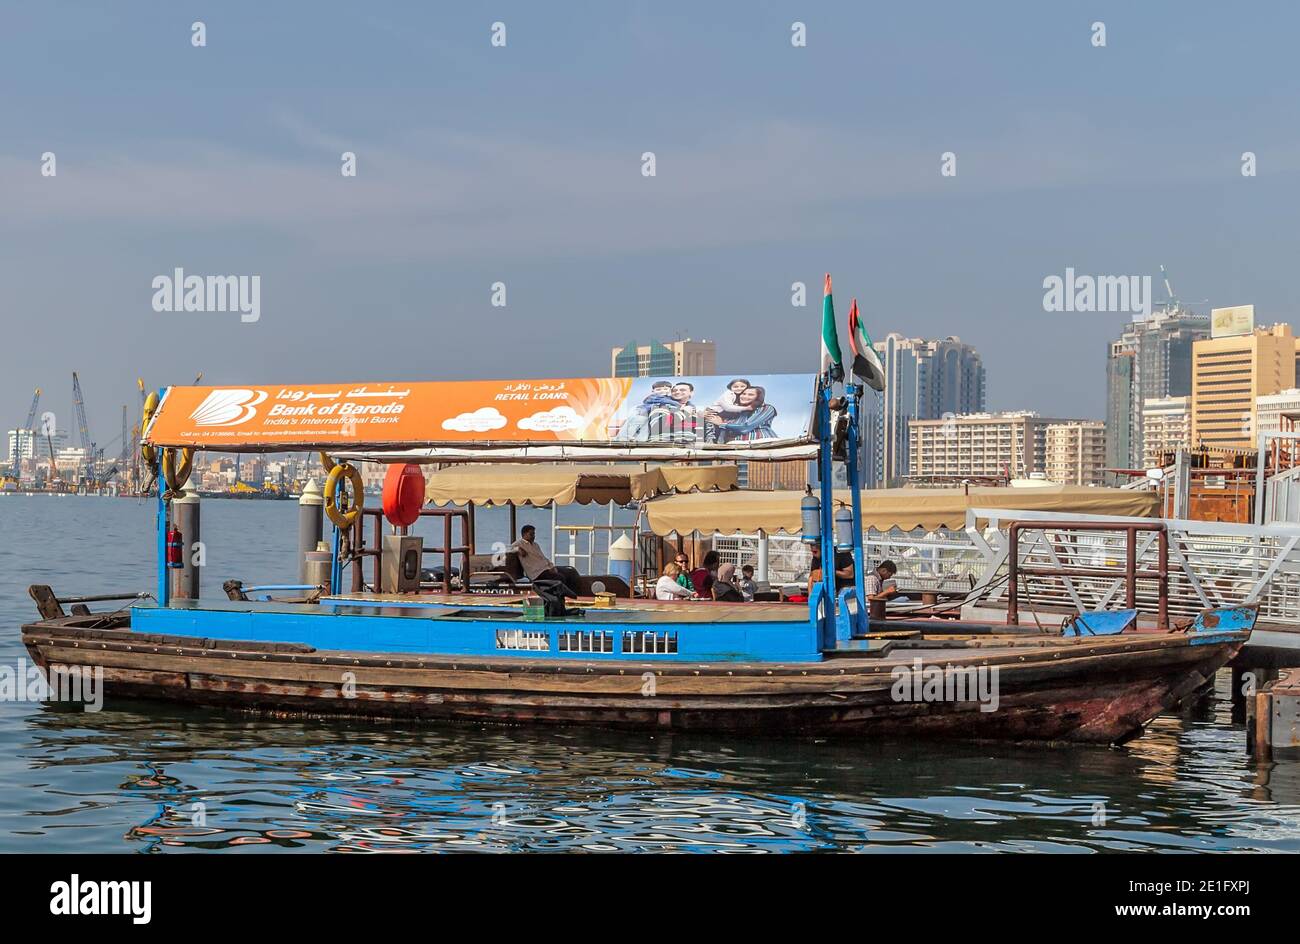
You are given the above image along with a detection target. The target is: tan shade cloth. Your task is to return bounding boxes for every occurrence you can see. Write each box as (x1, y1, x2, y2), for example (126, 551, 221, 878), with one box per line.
(424, 463, 739, 507)
(642, 485, 1161, 536)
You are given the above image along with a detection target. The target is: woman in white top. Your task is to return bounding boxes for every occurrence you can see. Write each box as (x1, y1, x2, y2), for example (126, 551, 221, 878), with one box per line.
(655, 562, 696, 600)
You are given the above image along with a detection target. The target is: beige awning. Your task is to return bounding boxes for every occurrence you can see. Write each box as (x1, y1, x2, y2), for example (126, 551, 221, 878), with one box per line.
(642, 485, 1160, 535)
(424, 463, 739, 507)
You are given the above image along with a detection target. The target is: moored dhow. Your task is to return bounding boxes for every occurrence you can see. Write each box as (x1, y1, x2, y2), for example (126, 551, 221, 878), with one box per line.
(19, 277, 1254, 743)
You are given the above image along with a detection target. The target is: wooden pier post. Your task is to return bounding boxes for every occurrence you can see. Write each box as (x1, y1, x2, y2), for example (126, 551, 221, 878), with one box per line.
(1249, 668, 1300, 761)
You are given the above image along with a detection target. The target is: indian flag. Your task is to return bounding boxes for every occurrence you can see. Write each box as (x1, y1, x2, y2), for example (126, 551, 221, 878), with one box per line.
(820, 274, 844, 379)
(848, 298, 886, 391)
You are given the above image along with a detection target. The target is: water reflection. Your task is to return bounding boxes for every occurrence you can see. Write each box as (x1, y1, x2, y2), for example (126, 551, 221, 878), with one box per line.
(4, 692, 1297, 853)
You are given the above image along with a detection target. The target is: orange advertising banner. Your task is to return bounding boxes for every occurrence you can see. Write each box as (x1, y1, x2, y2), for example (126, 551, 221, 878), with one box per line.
(142, 375, 817, 452)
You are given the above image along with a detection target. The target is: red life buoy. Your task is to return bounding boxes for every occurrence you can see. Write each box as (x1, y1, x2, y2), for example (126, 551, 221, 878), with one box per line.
(382, 463, 425, 528)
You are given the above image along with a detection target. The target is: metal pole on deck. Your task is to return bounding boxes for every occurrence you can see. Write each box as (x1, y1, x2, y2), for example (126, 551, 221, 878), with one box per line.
(155, 449, 169, 607)
(757, 529, 769, 586)
(298, 478, 323, 584)
(172, 487, 201, 599)
(845, 384, 868, 634)
(156, 493, 169, 606)
(817, 383, 838, 647)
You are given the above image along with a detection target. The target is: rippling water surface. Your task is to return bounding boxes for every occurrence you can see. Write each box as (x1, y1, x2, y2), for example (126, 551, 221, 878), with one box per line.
(2, 495, 1298, 853)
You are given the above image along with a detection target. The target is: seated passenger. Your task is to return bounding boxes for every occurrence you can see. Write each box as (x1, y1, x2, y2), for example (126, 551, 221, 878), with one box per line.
(509, 525, 581, 595)
(655, 563, 696, 600)
(737, 564, 757, 601)
(806, 547, 855, 597)
(690, 550, 720, 596)
(863, 560, 900, 601)
(712, 562, 746, 603)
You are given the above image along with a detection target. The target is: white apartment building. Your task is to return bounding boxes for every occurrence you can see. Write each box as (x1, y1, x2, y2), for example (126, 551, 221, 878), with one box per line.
(1141, 396, 1191, 468)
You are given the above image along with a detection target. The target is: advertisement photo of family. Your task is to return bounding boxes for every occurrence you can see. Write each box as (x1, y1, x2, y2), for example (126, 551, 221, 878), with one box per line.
(609, 374, 813, 446)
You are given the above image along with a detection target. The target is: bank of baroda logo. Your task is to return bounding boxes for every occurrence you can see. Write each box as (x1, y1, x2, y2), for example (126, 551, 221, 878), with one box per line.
(189, 389, 268, 426)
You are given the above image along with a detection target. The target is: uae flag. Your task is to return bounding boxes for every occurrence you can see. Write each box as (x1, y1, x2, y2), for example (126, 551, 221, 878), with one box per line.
(820, 274, 844, 379)
(848, 298, 886, 391)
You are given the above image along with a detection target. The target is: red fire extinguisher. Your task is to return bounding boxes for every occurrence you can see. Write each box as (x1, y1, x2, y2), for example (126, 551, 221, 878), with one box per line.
(166, 528, 184, 569)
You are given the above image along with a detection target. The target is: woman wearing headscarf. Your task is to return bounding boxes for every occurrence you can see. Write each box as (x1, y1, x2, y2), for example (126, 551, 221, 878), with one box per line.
(711, 562, 746, 602)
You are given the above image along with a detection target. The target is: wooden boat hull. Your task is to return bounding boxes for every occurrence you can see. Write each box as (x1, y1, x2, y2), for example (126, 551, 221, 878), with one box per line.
(20, 614, 1247, 744)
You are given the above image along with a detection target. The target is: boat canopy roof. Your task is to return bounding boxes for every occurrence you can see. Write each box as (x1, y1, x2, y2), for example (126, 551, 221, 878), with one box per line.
(142, 374, 818, 461)
(642, 485, 1161, 536)
(423, 462, 739, 507)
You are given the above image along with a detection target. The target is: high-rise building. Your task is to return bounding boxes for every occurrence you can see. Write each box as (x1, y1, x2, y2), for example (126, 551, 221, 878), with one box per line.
(907, 412, 1061, 482)
(1105, 307, 1210, 470)
(1191, 323, 1298, 451)
(1141, 396, 1191, 467)
(867, 335, 986, 486)
(611, 339, 716, 378)
(1044, 421, 1108, 486)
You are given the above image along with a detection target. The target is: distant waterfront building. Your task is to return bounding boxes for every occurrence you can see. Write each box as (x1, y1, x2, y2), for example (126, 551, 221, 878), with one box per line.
(8, 427, 68, 467)
(1256, 387, 1300, 436)
(6, 428, 37, 465)
(1044, 421, 1107, 486)
(869, 335, 986, 486)
(1141, 396, 1191, 467)
(908, 412, 1058, 482)
(611, 339, 716, 378)
(1191, 323, 1298, 451)
(1105, 307, 1210, 471)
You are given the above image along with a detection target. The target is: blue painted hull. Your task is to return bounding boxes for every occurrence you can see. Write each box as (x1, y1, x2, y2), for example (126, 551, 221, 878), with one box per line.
(129, 598, 825, 663)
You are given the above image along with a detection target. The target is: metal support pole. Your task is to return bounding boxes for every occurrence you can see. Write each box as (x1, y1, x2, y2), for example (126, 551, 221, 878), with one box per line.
(1125, 527, 1137, 611)
(443, 514, 453, 594)
(156, 481, 170, 606)
(817, 383, 838, 646)
(1157, 527, 1169, 630)
(1006, 524, 1019, 626)
(173, 487, 201, 599)
(297, 478, 323, 584)
(756, 529, 770, 586)
(845, 384, 868, 634)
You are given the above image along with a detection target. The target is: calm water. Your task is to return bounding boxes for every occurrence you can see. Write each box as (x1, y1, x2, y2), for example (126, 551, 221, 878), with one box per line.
(2, 494, 1298, 853)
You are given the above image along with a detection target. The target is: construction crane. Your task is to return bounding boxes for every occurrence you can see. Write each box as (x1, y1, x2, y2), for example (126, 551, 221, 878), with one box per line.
(43, 414, 61, 489)
(71, 372, 98, 486)
(1157, 265, 1208, 316)
(117, 404, 130, 466)
(6, 388, 40, 479)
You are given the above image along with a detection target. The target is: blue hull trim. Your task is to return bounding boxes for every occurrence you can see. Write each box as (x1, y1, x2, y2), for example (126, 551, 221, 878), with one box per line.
(129, 601, 824, 663)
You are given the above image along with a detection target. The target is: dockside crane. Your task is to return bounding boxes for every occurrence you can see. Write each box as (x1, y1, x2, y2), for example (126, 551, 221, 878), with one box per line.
(71, 372, 98, 486)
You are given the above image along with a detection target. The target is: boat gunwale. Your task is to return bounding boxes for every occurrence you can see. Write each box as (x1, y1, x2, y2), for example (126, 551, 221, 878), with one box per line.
(21, 614, 1249, 680)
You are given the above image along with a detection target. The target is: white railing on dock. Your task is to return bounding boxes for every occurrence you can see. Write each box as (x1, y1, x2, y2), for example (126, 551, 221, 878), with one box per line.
(712, 509, 1300, 625)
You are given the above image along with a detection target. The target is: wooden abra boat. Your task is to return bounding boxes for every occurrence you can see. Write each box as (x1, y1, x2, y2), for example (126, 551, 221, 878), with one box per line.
(23, 592, 1251, 743)
(16, 280, 1255, 743)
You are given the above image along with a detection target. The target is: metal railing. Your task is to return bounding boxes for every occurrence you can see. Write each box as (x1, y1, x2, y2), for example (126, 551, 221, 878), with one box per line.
(714, 509, 1300, 626)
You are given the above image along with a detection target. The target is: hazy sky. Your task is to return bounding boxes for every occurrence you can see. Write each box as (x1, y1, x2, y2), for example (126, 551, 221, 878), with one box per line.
(3, 1, 1297, 446)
